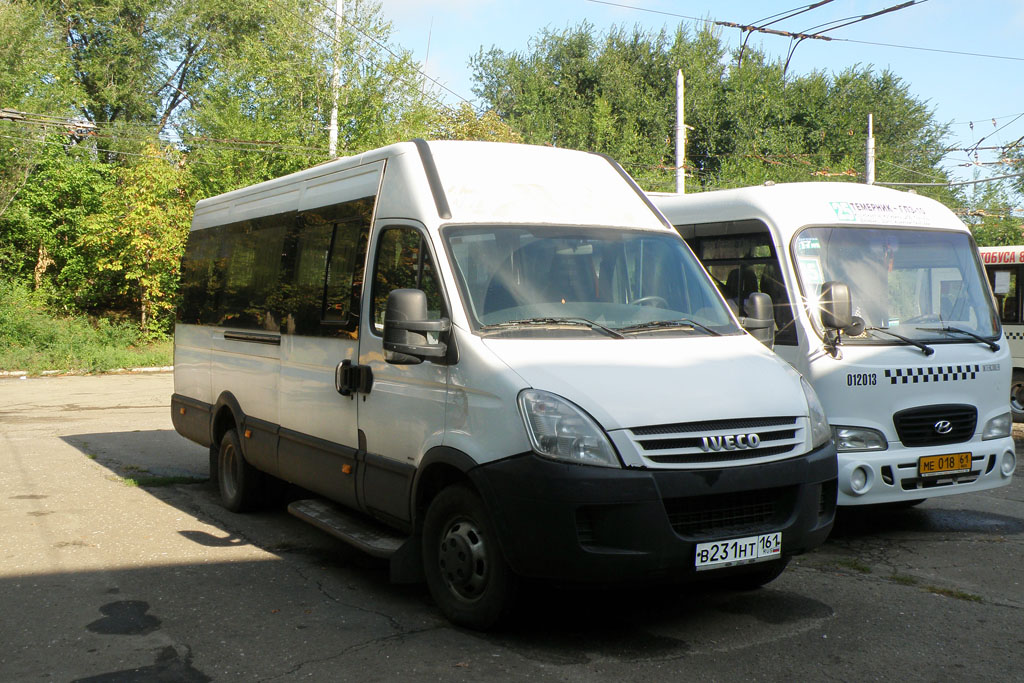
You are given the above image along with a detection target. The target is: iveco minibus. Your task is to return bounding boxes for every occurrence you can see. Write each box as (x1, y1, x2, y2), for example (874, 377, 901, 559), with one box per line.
(172, 141, 837, 628)
(654, 183, 1015, 508)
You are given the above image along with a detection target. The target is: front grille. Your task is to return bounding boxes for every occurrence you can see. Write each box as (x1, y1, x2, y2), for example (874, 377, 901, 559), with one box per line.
(664, 486, 794, 538)
(626, 416, 803, 467)
(893, 404, 976, 447)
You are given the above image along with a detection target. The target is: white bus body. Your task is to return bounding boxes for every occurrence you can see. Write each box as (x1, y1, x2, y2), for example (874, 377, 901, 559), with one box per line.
(172, 141, 837, 628)
(653, 183, 1016, 507)
(978, 245, 1024, 420)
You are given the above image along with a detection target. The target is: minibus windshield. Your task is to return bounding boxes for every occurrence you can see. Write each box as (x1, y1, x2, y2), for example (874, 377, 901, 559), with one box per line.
(792, 226, 999, 344)
(443, 225, 741, 337)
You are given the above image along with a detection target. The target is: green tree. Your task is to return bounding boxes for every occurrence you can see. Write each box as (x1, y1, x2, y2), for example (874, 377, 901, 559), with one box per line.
(79, 144, 195, 334)
(470, 22, 952, 198)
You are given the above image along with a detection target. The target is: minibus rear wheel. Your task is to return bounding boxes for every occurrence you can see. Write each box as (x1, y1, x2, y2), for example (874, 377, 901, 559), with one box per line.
(217, 429, 262, 513)
(422, 484, 517, 629)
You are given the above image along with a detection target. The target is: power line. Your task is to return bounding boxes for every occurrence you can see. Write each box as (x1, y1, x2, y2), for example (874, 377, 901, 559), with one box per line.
(583, 0, 1024, 63)
(300, 0, 473, 107)
(877, 170, 1024, 187)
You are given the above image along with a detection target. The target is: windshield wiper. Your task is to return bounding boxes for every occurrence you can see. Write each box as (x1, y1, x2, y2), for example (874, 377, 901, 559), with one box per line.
(482, 317, 624, 339)
(916, 325, 1000, 352)
(615, 318, 722, 336)
(864, 327, 934, 356)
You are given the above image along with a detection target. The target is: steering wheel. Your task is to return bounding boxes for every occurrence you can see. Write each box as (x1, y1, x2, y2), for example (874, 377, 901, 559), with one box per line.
(631, 295, 669, 308)
(904, 313, 940, 324)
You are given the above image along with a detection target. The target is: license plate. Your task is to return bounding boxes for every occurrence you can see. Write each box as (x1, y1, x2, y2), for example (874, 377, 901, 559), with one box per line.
(695, 532, 781, 571)
(918, 452, 973, 477)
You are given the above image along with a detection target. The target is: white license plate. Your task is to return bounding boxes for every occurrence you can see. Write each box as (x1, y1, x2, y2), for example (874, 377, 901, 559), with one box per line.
(695, 532, 782, 571)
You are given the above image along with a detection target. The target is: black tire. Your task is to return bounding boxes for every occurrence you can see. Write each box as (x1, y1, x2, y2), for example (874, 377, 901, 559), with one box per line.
(216, 429, 262, 512)
(1011, 370, 1024, 423)
(422, 484, 516, 630)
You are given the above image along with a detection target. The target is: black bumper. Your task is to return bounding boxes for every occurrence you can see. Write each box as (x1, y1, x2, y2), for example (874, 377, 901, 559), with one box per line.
(469, 442, 837, 583)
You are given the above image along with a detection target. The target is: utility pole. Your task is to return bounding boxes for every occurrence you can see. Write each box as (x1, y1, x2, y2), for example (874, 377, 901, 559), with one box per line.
(676, 69, 685, 194)
(866, 113, 876, 185)
(328, 0, 344, 158)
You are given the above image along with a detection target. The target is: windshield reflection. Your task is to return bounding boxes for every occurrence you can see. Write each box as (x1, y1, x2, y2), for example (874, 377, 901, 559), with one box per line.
(792, 227, 999, 343)
(443, 225, 741, 337)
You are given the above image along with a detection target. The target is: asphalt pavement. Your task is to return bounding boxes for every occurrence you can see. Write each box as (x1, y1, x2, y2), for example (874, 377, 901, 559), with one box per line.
(1, 373, 1022, 681)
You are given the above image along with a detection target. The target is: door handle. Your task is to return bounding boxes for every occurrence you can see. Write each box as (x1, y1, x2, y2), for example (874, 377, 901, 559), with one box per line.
(335, 360, 374, 397)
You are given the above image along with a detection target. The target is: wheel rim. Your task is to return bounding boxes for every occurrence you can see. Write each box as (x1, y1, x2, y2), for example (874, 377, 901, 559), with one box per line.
(220, 441, 238, 500)
(437, 518, 488, 602)
(1012, 381, 1024, 415)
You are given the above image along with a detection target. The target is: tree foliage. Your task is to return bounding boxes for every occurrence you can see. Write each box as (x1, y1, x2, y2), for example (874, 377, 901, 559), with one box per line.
(470, 22, 955, 205)
(2, 7, 1021, 346)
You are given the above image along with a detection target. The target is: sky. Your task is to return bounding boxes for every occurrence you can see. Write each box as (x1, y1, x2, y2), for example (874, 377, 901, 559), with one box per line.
(376, 0, 1024, 193)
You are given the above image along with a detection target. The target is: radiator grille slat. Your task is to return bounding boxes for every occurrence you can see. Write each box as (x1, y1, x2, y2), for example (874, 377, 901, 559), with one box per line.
(893, 404, 976, 447)
(625, 416, 803, 467)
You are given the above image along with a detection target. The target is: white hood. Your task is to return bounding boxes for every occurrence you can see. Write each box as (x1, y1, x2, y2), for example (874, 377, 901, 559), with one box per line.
(482, 334, 809, 431)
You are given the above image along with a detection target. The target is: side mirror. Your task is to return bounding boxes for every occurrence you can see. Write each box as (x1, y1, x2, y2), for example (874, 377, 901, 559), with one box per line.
(383, 288, 450, 364)
(819, 281, 852, 330)
(740, 292, 775, 349)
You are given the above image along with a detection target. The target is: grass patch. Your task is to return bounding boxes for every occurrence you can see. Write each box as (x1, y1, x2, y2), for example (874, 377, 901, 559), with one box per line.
(926, 586, 983, 602)
(121, 475, 208, 488)
(0, 278, 172, 374)
(835, 557, 872, 574)
(890, 573, 919, 586)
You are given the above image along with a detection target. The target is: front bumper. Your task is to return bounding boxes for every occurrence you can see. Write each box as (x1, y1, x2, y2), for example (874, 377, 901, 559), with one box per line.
(469, 441, 837, 583)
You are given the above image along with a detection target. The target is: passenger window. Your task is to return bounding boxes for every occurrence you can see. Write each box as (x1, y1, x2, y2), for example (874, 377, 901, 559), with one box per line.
(370, 227, 444, 333)
(218, 218, 288, 331)
(689, 227, 798, 345)
(988, 267, 1019, 324)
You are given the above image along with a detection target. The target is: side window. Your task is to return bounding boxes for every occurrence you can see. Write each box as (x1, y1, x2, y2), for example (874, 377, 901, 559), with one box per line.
(284, 217, 333, 335)
(370, 227, 444, 333)
(988, 267, 1019, 324)
(217, 218, 288, 331)
(689, 227, 798, 345)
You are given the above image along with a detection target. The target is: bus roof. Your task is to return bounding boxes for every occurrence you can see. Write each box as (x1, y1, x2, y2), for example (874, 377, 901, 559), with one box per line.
(652, 182, 968, 239)
(192, 140, 668, 232)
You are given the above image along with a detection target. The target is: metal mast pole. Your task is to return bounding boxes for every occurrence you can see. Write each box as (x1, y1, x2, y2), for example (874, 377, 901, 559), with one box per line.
(866, 113, 876, 185)
(328, 0, 344, 158)
(676, 69, 685, 194)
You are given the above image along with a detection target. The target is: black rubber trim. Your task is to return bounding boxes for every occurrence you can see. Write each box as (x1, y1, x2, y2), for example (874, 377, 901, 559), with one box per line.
(223, 330, 281, 345)
(596, 152, 673, 230)
(412, 138, 452, 220)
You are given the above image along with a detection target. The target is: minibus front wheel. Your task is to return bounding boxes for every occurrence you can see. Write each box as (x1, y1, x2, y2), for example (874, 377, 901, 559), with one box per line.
(422, 484, 517, 629)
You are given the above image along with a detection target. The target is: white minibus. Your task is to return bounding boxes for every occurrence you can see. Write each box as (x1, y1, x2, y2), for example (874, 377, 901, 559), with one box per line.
(654, 183, 1015, 508)
(172, 141, 837, 629)
(978, 245, 1024, 420)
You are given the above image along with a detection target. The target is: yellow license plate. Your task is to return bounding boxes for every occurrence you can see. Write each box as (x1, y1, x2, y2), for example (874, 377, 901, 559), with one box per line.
(918, 452, 973, 477)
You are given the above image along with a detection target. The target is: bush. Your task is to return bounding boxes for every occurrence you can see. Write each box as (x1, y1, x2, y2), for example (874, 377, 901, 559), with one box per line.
(0, 278, 172, 373)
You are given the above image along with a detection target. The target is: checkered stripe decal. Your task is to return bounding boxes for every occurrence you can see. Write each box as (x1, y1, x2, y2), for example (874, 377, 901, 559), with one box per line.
(885, 365, 980, 384)
(1005, 330, 1024, 341)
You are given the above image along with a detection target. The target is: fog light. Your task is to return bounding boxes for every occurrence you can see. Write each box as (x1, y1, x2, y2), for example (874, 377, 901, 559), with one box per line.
(1001, 450, 1017, 477)
(840, 462, 875, 496)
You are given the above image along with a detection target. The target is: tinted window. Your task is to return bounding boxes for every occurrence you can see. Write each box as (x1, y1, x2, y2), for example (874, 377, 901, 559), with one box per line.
(371, 227, 444, 332)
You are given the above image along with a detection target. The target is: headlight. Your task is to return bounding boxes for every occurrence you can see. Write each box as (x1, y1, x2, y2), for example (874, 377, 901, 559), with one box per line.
(801, 377, 832, 449)
(982, 412, 1012, 440)
(518, 389, 621, 468)
(832, 426, 888, 452)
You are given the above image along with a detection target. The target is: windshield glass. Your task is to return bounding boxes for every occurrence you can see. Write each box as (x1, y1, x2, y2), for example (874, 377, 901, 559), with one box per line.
(792, 226, 999, 343)
(443, 225, 740, 337)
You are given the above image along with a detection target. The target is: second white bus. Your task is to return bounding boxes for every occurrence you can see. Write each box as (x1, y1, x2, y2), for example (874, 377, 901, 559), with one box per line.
(654, 183, 1016, 507)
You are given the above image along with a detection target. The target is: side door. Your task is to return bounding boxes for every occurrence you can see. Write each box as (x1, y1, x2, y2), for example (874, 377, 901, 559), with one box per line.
(276, 165, 380, 508)
(356, 221, 450, 524)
